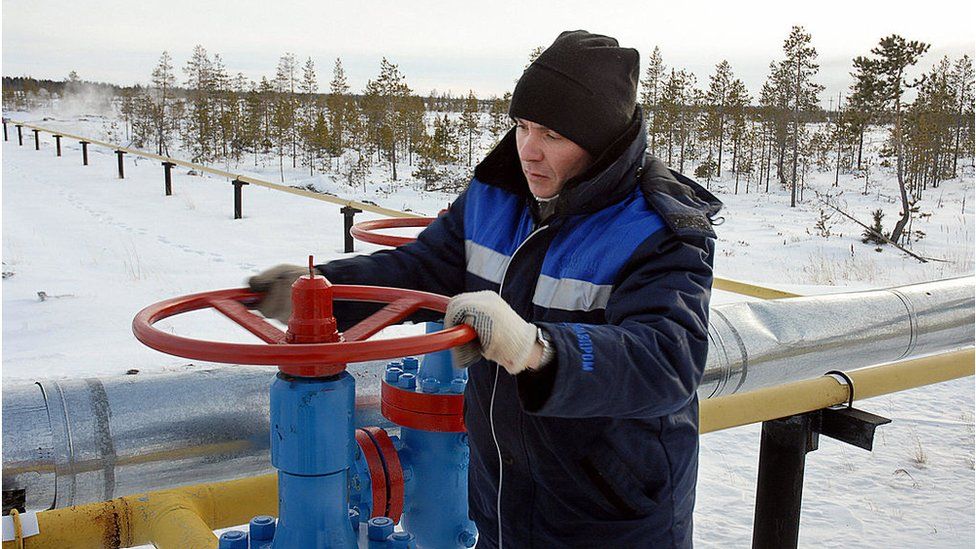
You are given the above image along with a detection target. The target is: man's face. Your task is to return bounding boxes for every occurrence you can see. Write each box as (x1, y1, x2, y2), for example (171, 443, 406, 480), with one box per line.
(514, 118, 593, 199)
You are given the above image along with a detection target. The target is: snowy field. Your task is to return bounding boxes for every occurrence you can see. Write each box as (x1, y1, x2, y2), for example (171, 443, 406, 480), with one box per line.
(2, 110, 974, 547)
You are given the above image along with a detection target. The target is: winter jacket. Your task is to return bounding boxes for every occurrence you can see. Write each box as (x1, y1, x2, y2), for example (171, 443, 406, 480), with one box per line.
(321, 110, 722, 548)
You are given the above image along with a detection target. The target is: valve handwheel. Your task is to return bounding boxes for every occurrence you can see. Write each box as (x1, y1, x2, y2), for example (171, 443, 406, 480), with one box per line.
(132, 257, 475, 377)
(350, 217, 435, 247)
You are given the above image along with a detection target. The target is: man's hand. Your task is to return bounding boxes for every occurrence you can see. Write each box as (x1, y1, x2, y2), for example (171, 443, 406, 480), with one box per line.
(247, 264, 309, 323)
(444, 291, 544, 375)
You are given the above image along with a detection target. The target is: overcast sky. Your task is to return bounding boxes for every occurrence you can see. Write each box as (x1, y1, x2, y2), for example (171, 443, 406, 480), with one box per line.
(2, 0, 973, 105)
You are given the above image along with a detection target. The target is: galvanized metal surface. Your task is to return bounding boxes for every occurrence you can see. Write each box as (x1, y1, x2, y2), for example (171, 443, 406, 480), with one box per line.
(701, 276, 974, 398)
(3, 277, 973, 512)
(2, 362, 390, 512)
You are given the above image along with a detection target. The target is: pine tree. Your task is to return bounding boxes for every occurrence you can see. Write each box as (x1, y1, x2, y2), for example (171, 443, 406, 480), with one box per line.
(149, 51, 176, 156)
(299, 57, 320, 176)
(640, 47, 666, 156)
(862, 209, 887, 245)
(855, 35, 930, 243)
(274, 53, 299, 169)
(364, 58, 411, 181)
(487, 92, 512, 141)
(327, 58, 350, 169)
(183, 45, 214, 163)
(460, 90, 481, 166)
(726, 78, 751, 177)
(705, 60, 733, 177)
(781, 26, 824, 207)
(950, 55, 974, 178)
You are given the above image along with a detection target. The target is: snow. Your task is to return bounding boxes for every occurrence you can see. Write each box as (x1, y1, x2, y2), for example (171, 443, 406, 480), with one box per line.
(2, 110, 973, 548)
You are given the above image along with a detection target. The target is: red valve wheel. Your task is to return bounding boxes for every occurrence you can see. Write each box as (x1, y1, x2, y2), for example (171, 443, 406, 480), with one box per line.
(350, 217, 435, 247)
(132, 284, 475, 377)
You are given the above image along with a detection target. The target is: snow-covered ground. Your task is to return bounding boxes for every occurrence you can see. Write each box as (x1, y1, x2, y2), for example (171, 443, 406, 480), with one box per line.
(2, 110, 974, 547)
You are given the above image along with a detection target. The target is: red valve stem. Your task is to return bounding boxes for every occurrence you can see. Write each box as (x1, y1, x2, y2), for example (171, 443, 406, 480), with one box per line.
(282, 257, 343, 377)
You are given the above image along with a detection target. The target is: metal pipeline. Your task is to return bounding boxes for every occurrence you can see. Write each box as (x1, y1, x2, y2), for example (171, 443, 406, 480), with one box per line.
(701, 276, 974, 398)
(2, 362, 390, 512)
(3, 277, 973, 512)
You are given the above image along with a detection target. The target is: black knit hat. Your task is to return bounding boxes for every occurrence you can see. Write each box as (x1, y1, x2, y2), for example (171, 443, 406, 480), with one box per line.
(509, 30, 639, 157)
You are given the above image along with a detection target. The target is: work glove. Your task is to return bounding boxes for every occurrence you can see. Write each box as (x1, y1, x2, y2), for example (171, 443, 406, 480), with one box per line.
(247, 264, 311, 323)
(444, 290, 541, 375)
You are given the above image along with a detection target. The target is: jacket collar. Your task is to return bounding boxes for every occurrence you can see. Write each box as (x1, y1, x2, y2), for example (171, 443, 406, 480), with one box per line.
(472, 108, 723, 236)
(473, 108, 647, 218)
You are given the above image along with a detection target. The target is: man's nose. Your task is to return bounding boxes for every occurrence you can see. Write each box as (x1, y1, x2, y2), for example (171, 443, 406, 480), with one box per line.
(518, 133, 544, 162)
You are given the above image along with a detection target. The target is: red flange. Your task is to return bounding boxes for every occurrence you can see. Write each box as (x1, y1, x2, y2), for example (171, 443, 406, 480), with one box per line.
(355, 427, 406, 524)
(355, 429, 387, 519)
(350, 217, 436, 247)
(381, 383, 466, 432)
(132, 283, 475, 376)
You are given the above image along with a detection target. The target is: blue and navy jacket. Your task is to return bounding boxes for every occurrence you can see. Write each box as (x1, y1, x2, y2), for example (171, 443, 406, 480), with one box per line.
(322, 111, 721, 548)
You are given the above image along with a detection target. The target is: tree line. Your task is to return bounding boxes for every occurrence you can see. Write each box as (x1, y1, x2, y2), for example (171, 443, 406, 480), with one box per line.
(3, 27, 973, 243)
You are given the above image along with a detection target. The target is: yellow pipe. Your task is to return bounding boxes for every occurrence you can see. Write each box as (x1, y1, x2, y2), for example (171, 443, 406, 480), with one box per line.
(3, 474, 277, 549)
(701, 347, 975, 433)
(11, 121, 420, 219)
(712, 277, 801, 299)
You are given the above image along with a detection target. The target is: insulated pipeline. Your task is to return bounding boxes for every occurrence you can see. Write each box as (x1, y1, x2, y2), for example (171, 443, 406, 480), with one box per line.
(2, 362, 391, 512)
(701, 276, 974, 398)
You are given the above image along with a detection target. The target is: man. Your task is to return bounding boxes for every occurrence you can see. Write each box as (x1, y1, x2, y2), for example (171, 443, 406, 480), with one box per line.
(250, 30, 721, 548)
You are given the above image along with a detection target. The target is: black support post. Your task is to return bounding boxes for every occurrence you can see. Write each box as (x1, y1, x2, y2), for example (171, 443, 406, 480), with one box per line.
(54, 135, 62, 157)
(16, 125, 23, 146)
(115, 150, 126, 179)
(80, 141, 89, 165)
(162, 162, 175, 196)
(32, 129, 40, 150)
(341, 206, 363, 253)
(232, 179, 249, 219)
(2, 119, 7, 141)
(752, 414, 818, 549)
(751, 402, 891, 549)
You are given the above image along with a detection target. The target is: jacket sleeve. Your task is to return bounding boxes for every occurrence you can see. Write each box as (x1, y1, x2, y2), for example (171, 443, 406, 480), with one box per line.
(516, 229, 713, 419)
(317, 190, 468, 330)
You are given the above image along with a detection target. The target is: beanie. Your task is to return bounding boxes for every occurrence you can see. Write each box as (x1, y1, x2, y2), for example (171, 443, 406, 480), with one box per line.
(509, 30, 639, 157)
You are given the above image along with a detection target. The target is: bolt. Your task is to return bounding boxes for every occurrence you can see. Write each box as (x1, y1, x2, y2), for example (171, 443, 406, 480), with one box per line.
(402, 357, 419, 372)
(387, 360, 403, 371)
(388, 531, 416, 548)
(217, 530, 247, 549)
(420, 377, 439, 393)
(385, 367, 404, 384)
(459, 529, 477, 548)
(451, 378, 466, 394)
(398, 372, 417, 390)
(249, 515, 276, 541)
(367, 517, 394, 541)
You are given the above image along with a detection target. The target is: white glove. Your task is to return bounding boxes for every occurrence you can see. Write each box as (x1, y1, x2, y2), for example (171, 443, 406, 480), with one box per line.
(247, 264, 309, 323)
(445, 291, 541, 375)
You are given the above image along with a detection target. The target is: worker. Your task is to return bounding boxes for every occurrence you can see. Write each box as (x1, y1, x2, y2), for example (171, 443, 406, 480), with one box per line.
(250, 30, 721, 548)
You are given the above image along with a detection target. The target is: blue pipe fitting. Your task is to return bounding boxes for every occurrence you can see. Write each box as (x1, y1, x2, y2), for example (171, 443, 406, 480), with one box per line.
(397, 372, 416, 390)
(367, 517, 395, 541)
(270, 372, 356, 548)
(249, 515, 276, 544)
(217, 530, 247, 549)
(387, 531, 417, 548)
